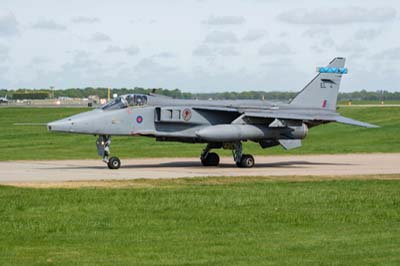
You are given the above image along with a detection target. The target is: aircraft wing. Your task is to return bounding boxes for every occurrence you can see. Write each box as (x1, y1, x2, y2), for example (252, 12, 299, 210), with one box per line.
(194, 106, 379, 128)
(244, 111, 318, 121)
(334, 116, 379, 128)
(244, 111, 379, 128)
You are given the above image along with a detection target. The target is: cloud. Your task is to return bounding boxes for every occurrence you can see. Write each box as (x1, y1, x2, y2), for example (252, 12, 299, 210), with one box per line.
(372, 47, 400, 60)
(104, 45, 140, 55)
(279, 32, 289, 38)
(89, 32, 111, 42)
(0, 44, 10, 60)
(0, 12, 18, 36)
(104, 45, 123, 53)
(310, 45, 324, 54)
(261, 58, 293, 68)
(0, 65, 8, 76)
(193, 45, 239, 57)
(336, 41, 365, 53)
(32, 19, 67, 31)
(71, 16, 100, 24)
(125, 45, 140, 55)
(37, 50, 113, 86)
(259, 42, 292, 55)
(130, 18, 157, 25)
(193, 45, 213, 57)
(324, 37, 336, 47)
(70, 50, 90, 63)
(63, 50, 107, 74)
(204, 31, 238, 43)
(242, 30, 266, 42)
(354, 28, 382, 40)
(302, 28, 330, 38)
(31, 56, 50, 65)
(278, 7, 397, 25)
(308, 37, 335, 53)
(152, 52, 175, 58)
(134, 58, 176, 74)
(217, 46, 239, 56)
(203, 15, 245, 26)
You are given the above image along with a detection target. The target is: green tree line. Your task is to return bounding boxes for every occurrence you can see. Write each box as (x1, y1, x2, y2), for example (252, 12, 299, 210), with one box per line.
(0, 88, 399, 101)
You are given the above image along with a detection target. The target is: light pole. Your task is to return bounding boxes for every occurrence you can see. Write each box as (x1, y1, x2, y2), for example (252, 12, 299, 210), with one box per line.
(50, 86, 55, 99)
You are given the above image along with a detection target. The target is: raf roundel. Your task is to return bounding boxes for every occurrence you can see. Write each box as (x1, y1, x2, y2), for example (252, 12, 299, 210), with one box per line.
(136, 115, 143, 124)
(182, 108, 192, 121)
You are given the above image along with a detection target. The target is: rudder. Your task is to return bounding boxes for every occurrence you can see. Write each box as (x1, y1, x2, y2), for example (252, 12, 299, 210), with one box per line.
(289, 57, 346, 110)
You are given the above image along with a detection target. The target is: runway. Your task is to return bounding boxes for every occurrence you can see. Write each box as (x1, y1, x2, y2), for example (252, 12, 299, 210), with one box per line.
(0, 153, 399, 184)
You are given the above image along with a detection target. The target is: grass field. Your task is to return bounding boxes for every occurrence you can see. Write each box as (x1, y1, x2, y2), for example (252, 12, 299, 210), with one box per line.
(1, 107, 399, 265)
(0, 106, 399, 160)
(0, 177, 399, 265)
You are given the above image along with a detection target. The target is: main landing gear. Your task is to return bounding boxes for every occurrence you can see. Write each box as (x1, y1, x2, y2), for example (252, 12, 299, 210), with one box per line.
(200, 142, 255, 168)
(200, 144, 220, 166)
(231, 142, 255, 168)
(96, 135, 121, 169)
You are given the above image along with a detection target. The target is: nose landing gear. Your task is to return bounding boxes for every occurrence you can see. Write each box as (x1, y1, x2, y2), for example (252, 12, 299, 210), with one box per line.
(107, 157, 121, 169)
(96, 135, 121, 169)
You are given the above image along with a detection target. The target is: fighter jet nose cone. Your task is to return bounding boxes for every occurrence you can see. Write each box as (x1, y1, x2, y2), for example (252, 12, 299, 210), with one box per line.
(47, 119, 73, 133)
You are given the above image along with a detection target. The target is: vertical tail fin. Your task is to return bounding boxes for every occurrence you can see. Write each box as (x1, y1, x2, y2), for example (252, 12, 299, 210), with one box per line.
(289, 57, 346, 110)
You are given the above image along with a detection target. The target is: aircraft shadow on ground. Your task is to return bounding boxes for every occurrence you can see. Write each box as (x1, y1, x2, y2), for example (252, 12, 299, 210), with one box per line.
(44, 160, 354, 170)
(122, 161, 353, 169)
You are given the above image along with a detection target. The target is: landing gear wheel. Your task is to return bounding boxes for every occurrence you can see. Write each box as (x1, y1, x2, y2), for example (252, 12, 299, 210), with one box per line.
(107, 157, 121, 169)
(201, 152, 220, 167)
(237, 154, 255, 168)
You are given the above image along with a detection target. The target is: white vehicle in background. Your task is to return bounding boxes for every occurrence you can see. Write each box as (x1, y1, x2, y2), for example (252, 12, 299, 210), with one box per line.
(0, 95, 8, 104)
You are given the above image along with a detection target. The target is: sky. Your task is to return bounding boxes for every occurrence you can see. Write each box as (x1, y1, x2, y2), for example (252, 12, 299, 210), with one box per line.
(0, 0, 399, 92)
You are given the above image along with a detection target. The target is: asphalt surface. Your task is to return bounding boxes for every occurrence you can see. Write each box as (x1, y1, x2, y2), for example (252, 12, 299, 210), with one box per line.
(0, 153, 399, 184)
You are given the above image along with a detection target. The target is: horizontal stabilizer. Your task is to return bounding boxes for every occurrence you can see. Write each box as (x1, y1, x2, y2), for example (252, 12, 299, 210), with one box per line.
(279, 139, 302, 150)
(335, 116, 379, 128)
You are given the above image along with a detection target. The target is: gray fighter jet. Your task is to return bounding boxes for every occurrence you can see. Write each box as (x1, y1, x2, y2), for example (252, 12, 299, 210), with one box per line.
(48, 57, 378, 169)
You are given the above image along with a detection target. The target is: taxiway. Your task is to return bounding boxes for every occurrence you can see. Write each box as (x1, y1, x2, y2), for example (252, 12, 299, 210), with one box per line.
(0, 153, 399, 184)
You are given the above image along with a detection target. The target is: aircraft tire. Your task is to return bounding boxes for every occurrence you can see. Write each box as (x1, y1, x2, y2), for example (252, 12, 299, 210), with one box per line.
(107, 157, 121, 169)
(201, 152, 220, 166)
(238, 154, 255, 168)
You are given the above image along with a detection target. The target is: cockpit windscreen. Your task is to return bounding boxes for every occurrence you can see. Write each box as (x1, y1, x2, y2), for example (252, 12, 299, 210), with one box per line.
(101, 94, 148, 111)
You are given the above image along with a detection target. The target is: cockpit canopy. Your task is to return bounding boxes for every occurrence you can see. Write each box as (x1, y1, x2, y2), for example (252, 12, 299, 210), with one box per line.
(101, 94, 148, 111)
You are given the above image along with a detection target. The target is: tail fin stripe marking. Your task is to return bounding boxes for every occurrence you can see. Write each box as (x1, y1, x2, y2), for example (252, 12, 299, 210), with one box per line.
(318, 67, 348, 74)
